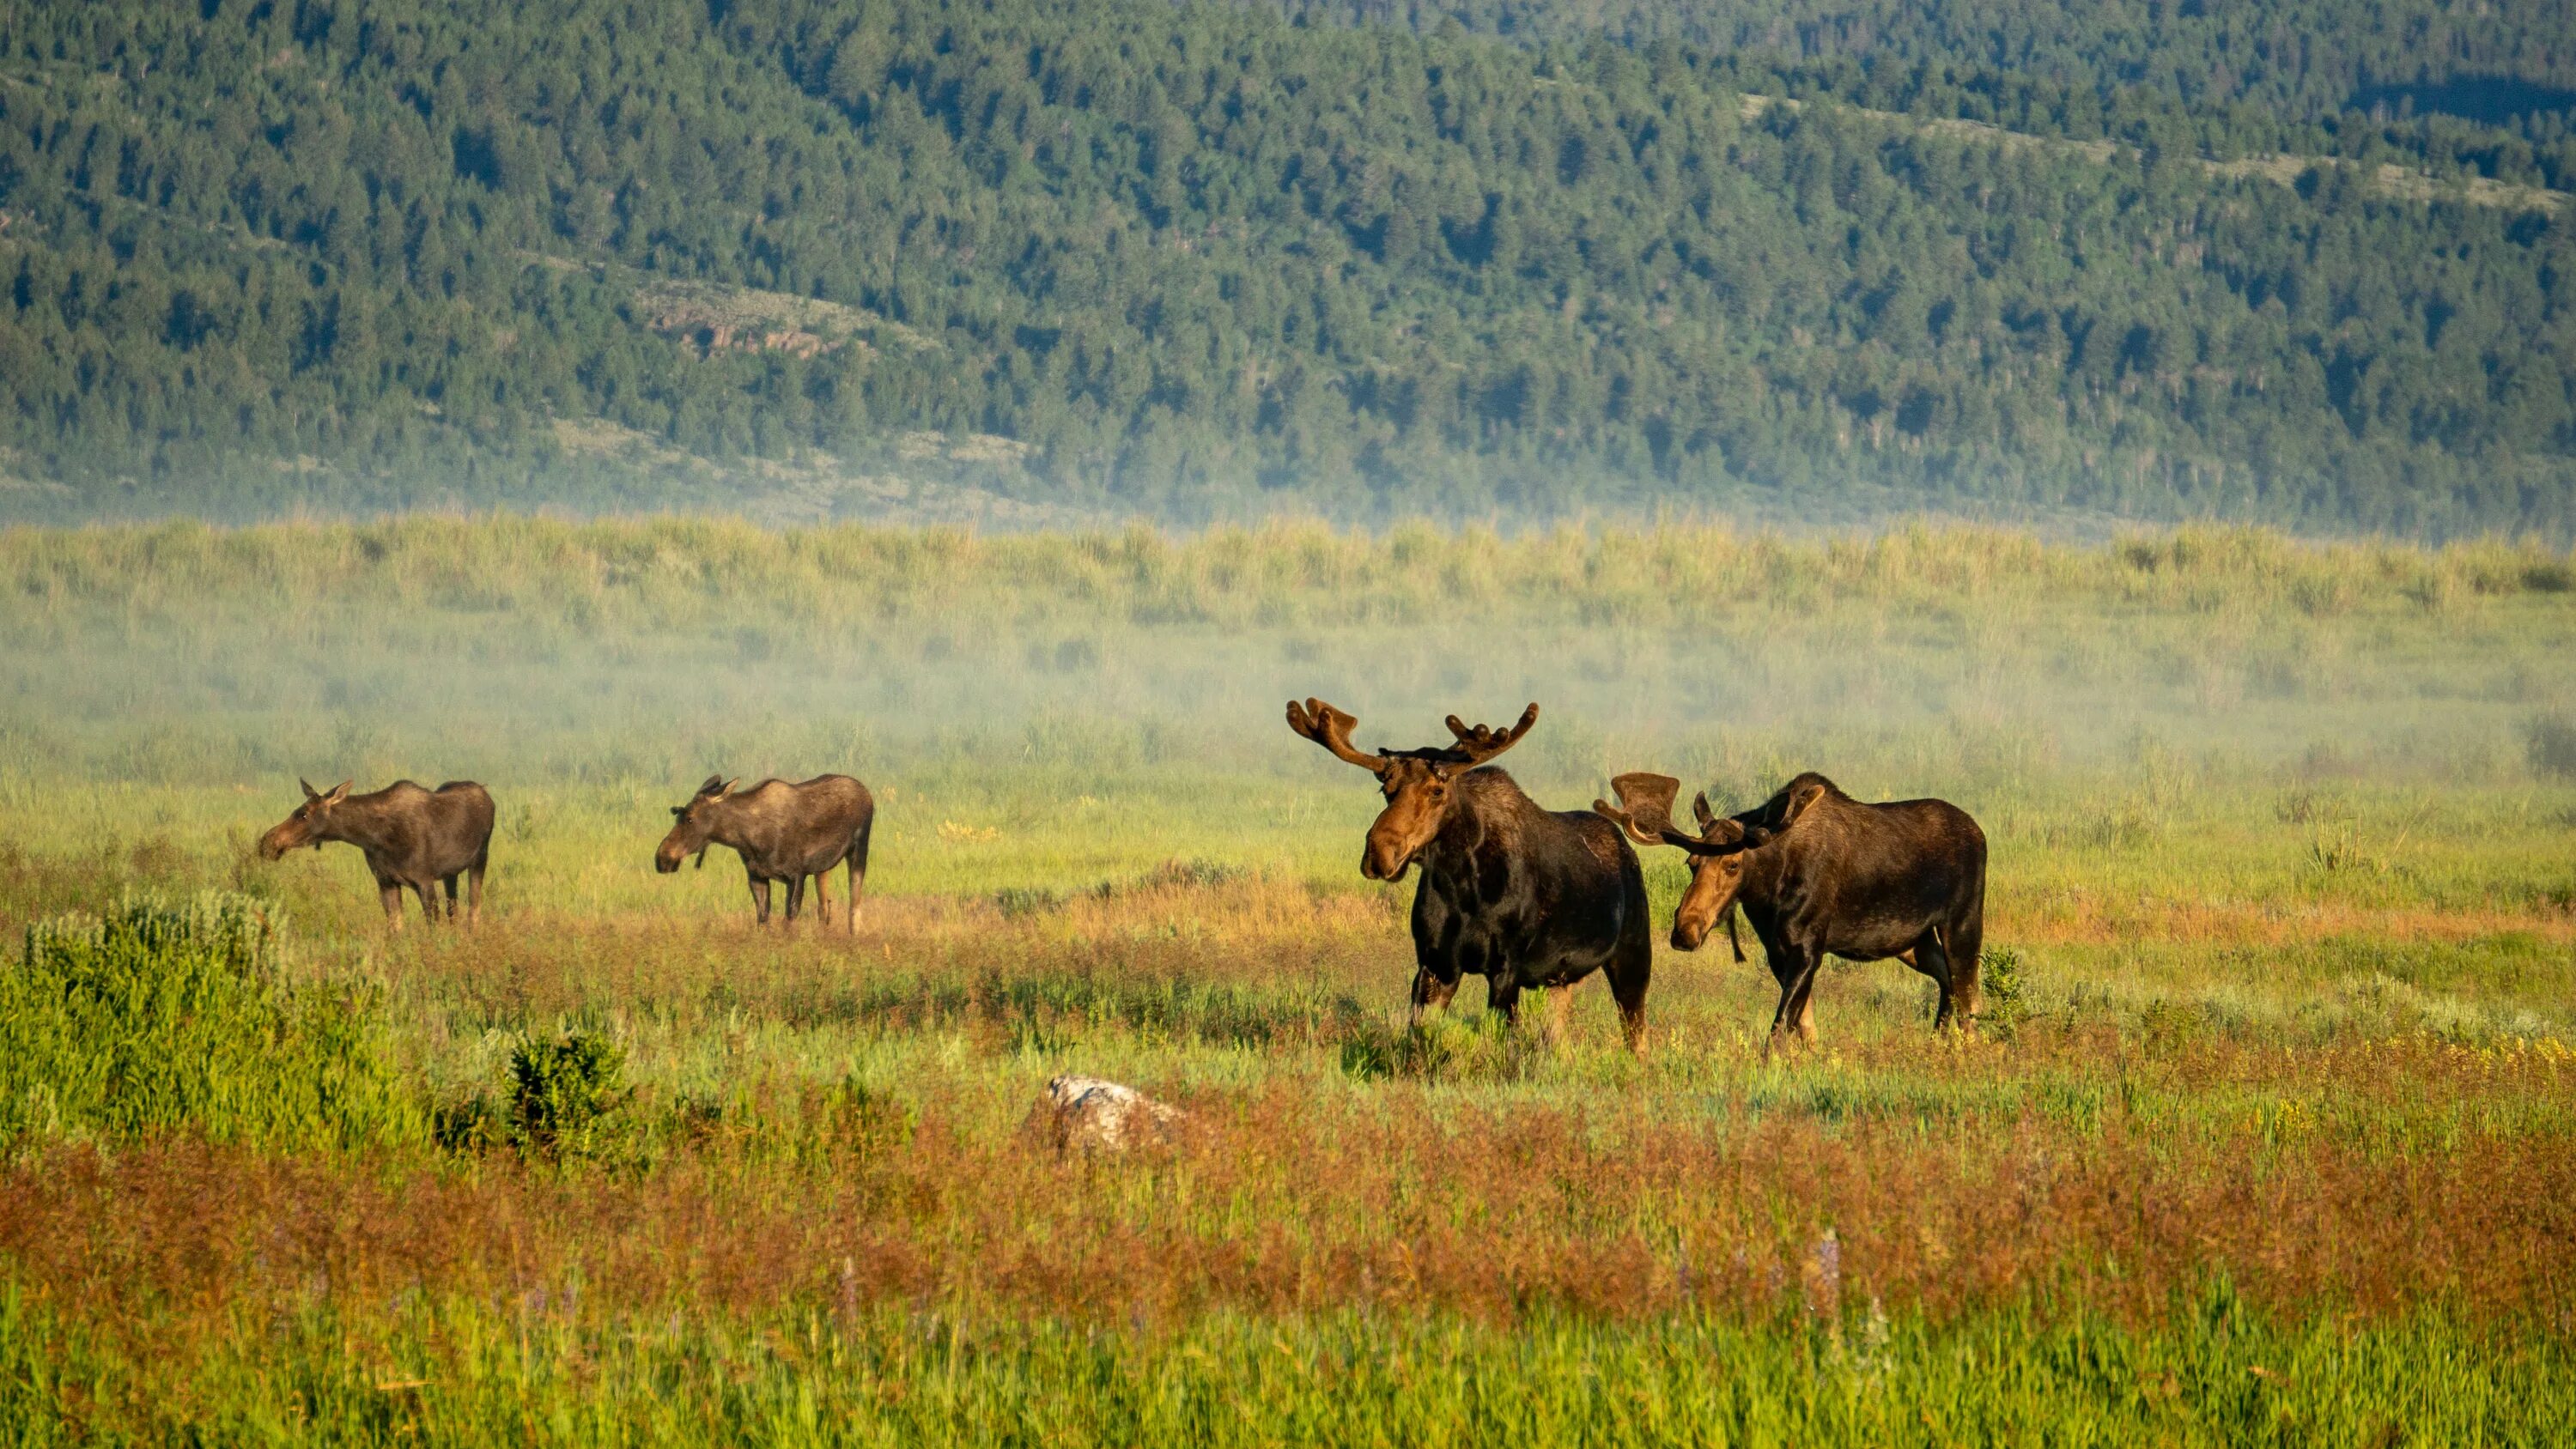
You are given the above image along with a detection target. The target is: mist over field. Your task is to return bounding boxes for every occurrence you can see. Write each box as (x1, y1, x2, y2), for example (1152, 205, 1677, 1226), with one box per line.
(6, 516, 2573, 1017)
(6, 519, 2571, 929)
(15, 517, 2572, 779)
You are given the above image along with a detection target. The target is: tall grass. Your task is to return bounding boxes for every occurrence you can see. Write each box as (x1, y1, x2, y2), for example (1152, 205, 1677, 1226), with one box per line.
(0, 894, 419, 1151)
(2, 1288, 2565, 1446)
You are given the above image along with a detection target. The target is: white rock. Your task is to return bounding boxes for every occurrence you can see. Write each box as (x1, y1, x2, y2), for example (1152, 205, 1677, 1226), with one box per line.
(1038, 1075, 1181, 1153)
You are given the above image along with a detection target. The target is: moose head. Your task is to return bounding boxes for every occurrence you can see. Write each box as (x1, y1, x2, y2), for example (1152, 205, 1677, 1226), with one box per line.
(1285, 699, 1539, 882)
(1593, 773, 1827, 954)
(258, 778, 353, 860)
(654, 774, 738, 874)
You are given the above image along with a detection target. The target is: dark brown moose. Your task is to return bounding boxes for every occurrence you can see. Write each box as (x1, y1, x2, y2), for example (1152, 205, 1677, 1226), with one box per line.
(1287, 699, 1655, 1050)
(258, 778, 495, 929)
(654, 774, 875, 928)
(1596, 771, 1986, 1047)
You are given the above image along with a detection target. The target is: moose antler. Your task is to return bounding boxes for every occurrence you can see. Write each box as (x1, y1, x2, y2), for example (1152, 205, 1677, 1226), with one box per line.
(1285, 698, 1388, 773)
(1593, 773, 1748, 856)
(1442, 703, 1539, 766)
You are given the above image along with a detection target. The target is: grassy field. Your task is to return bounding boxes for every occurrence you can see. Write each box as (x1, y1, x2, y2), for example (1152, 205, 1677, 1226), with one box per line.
(0, 518, 2572, 1443)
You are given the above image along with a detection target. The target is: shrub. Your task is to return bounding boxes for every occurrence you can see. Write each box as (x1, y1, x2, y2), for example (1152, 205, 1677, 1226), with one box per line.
(2525, 713, 2576, 781)
(1978, 948, 2028, 1038)
(1126, 858, 1247, 893)
(507, 1030, 630, 1157)
(1340, 1013, 1544, 1082)
(996, 860, 1247, 919)
(432, 1093, 502, 1154)
(0, 894, 418, 1150)
(994, 885, 1067, 919)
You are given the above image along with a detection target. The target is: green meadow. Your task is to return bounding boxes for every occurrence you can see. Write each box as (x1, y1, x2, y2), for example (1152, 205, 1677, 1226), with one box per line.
(0, 518, 2571, 1443)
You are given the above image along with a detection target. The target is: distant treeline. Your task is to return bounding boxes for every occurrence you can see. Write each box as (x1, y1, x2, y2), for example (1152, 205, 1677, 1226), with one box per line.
(1262, 0, 2576, 129)
(3, 0, 2576, 533)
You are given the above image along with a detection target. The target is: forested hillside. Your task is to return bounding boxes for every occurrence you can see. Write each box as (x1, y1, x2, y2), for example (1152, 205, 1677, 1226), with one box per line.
(1272, 0, 2576, 128)
(4, 0, 2576, 531)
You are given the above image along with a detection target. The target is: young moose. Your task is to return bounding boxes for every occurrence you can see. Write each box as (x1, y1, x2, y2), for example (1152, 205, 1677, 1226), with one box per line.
(1595, 772, 1986, 1046)
(1286, 699, 1655, 1050)
(654, 774, 875, 928)
(258, 778, 495, 929)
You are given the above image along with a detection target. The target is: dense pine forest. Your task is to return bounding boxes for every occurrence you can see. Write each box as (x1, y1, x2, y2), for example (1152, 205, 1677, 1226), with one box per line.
(5, 0, 2576, 530)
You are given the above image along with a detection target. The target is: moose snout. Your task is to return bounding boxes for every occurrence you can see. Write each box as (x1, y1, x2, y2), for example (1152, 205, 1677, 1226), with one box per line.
(1360, 842, 1412, 882)
(653, 846, 683, 874)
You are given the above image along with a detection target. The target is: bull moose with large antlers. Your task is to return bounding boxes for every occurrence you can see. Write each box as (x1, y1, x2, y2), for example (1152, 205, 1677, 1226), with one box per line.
(1286, 699, 1656, 1049)
(654, 774, 875, 928)
(257, 778, 495, 929)
(1595, 771, 1986, 1045)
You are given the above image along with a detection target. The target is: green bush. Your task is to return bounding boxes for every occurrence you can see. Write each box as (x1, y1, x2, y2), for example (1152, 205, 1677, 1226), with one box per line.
(2526, 713, 2576, 781)
(0, 894, 418, 1150)
(507, 1031, 630, 1157)
(993, 885, 1068, 919)
(996, 860, 1249, 919)
(1979, 948, 2029, 1038)
(1340, 1013, 1546, 1083)
(431, 1094, 503, 1154)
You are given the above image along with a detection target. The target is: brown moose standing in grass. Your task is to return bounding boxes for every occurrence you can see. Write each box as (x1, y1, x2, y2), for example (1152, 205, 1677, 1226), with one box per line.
(1287, 699, 1656, 1051)
(654, 774, 875, 928)
(258, 778, 496, 929)
(1595, 771, 1986, 1048)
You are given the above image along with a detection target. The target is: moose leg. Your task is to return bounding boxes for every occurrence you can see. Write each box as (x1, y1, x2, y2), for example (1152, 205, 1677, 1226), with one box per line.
(1790, 980, 1820, 1042)
(1606, 937, 1653, 1056)
(465, 866, 484, 927)
(809, 872, 830, 931)
(784, 874, 807, 924)
(1944, 912, 1984, 1028)
(1911, 930, 1957, 1028)
(376, 877, 406, 931)
(847, 820, 871, 931)
(410, 880, 441, 928)
(442, 875, 460, 924)
(1407, 967, 1460, 1029)
(1766, 948, 1823, 1057)
(747, 875, 772, 925)
(1764, 958, 1797, 1047)
(1783, 955, 1828, 1046)
(1484, 973, 1522, 1028)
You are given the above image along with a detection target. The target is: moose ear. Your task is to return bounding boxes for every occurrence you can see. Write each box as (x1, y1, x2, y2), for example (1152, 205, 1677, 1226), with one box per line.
(1692, 791, 1716, 832)
(324, 781, 352, 804)
(300, 777, 320, 801)
(670, 805, 686, 817)
(696, 773, 725, 797)
(715, 778, 739, 799)
(1780, 781, 1827, 828)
